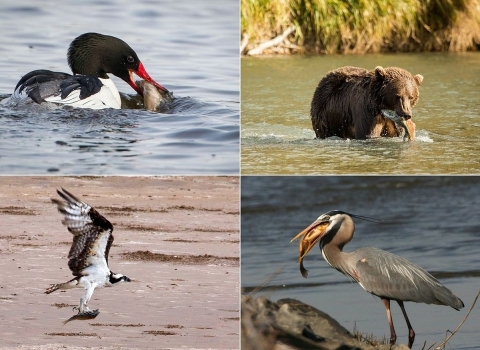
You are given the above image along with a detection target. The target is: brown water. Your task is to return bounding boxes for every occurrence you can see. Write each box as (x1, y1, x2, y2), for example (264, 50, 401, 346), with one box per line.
(241, 53, 480, 174)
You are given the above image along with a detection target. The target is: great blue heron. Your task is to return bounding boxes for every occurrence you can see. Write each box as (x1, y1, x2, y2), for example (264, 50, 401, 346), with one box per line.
(291, 210, 464, 348)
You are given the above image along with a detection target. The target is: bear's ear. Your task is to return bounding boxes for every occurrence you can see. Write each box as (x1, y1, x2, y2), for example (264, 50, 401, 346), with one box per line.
(375, 66, 386, 79)
(414, 74, 423, 86)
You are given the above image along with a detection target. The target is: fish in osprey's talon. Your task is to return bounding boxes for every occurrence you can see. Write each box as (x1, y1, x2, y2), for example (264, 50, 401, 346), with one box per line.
(73, 305, 90, 313)
(63, 309, 100, 325)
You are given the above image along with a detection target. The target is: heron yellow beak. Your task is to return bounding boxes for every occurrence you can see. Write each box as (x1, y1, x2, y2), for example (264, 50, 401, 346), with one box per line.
(291, 220, 329, 278)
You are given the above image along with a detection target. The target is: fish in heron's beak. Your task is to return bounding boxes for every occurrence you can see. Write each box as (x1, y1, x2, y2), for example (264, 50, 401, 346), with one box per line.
(291, 220, 330, 278)
(381, 110, 416, 141)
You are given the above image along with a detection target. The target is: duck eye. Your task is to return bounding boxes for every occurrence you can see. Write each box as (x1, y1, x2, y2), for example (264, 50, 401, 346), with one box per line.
(127, 56, 135, 63)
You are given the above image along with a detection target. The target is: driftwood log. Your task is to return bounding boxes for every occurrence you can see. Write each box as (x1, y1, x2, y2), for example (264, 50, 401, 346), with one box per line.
(246, 26, 296, 56)
(241, 295, 410, 350)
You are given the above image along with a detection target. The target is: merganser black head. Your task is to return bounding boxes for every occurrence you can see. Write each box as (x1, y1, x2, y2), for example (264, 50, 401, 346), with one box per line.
(67, 33, 169, 96)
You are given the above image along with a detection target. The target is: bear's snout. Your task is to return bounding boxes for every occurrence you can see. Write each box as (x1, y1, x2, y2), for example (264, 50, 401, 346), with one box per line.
(396, 110, 412, 120)
(395, 97, 413, 120)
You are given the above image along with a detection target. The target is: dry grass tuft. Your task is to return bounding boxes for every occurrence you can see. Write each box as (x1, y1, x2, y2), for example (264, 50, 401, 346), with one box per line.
(241, 0, 480, 54)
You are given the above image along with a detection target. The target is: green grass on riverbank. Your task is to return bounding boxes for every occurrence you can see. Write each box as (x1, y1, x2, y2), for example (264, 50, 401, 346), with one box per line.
(241, 0, 480, 54)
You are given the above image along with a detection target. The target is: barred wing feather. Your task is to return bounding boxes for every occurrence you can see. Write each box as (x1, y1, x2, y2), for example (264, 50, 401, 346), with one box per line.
(52, 188, 114, 276)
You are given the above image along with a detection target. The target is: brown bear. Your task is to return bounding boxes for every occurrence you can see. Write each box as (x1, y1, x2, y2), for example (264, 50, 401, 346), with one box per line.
(310, 66, 423, 140)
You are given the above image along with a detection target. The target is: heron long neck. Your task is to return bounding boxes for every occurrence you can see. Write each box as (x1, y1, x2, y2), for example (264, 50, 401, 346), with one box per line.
(321, 216, 357, 278)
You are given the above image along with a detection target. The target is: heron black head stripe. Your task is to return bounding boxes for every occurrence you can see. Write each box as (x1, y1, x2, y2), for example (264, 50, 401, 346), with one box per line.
(349, 213, 382, 224)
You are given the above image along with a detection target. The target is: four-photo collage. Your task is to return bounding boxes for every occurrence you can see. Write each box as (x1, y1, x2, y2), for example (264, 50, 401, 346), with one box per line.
(0, 0, 479, 349)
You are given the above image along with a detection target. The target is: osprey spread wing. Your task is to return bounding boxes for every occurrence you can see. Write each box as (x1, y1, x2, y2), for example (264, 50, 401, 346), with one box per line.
(52, 188, 113, 276)
(46, 188, 130, 324)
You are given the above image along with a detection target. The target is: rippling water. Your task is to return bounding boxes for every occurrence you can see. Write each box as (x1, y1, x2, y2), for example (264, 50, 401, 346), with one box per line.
(241, 53, 480, 174)
(241, 176, 480, 349)
(0, 0, 239, 174)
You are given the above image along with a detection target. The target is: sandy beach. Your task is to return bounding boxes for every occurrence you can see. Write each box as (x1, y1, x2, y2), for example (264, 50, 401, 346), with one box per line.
(0, 176, 239, 349)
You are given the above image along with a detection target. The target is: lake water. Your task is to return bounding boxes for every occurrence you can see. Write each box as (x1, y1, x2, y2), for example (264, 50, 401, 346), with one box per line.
(241, 53, 480, 174)
(0, 0, 239, 174)
(241, 176, 480, 349)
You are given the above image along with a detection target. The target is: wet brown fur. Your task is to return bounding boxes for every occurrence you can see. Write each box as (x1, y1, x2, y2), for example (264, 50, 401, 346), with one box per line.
(311, 66, 423, 139)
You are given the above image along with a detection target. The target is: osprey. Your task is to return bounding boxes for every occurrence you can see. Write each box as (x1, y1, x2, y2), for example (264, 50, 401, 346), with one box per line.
(46, 188, 131, 323)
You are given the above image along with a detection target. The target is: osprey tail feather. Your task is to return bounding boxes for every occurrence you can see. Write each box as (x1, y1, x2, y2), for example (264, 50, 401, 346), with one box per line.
(45, 277, 80, 294)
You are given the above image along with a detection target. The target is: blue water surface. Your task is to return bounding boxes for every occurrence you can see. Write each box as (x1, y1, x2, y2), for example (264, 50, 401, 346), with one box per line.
(0, 0, 239, 174)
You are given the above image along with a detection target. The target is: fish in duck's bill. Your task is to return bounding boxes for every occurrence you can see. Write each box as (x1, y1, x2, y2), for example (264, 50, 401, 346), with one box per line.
(3, 33, 168, 110)
(136, 80, 172, 111)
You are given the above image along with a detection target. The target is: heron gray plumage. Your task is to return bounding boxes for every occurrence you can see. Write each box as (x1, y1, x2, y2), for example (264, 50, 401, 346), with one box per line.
(291, 210, 464, 348)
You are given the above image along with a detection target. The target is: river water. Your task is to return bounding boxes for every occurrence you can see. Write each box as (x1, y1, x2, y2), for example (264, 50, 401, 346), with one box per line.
(241, 53, 480, 174)
(241, 176, 480, 349)
(0, 0, 239, 174)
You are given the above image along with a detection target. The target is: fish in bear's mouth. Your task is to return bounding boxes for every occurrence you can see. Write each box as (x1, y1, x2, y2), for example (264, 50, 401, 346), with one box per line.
(381, 110, 415, 141)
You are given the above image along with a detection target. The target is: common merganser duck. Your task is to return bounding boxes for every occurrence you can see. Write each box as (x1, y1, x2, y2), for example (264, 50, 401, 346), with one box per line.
(9, 32, 168, 109)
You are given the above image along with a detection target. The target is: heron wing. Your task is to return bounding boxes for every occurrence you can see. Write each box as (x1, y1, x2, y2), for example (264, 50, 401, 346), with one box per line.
(353, 247, 463, 309)
(52, 189, 114, 277)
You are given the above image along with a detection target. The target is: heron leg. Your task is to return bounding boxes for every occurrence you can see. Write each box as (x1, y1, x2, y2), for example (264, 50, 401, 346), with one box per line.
(397, 300, 415, 348)
(381, 298, 396, 345)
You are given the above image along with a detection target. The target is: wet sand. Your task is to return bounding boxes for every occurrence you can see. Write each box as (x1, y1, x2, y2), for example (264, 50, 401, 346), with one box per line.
(0, 176, 239, 349)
